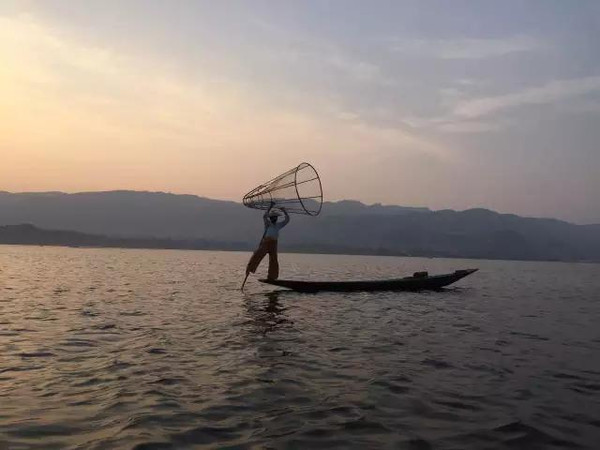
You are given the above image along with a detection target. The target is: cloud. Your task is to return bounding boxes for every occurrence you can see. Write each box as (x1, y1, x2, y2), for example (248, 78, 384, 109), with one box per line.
(0, 14, 449, 196)
(247, 15, 394, 87)
(437, 121, 502, 134)
(402, 114, 503, 135)
(560, 100, 600, 115)
(401, 76, 600, 134)
(325, 54, 390, 84)
(265, 39, 394, 88)
(453, 76, 600, 119)
(388, 35, 541, 59)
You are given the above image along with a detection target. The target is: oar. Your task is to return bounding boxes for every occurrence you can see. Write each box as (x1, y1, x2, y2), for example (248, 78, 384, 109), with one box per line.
(240, 272, 250, 291)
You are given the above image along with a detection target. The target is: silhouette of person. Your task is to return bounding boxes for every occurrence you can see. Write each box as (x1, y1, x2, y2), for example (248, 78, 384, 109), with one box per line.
(246, 203, 290, 280)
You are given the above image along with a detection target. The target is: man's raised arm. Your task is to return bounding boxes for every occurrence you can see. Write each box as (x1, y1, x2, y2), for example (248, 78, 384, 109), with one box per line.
(279, 208, 290, 228)
(263, 202, 274, 227)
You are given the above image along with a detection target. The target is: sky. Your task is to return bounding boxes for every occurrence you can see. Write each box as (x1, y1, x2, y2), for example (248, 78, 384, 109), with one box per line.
(1, 1, 599, 223)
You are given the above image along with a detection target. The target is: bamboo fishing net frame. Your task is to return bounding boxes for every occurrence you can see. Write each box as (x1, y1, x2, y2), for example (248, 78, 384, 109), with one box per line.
(242, 162, 323, 216)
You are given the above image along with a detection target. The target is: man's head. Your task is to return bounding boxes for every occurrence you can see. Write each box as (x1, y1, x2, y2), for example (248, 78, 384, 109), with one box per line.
(269, 212, 278, 224)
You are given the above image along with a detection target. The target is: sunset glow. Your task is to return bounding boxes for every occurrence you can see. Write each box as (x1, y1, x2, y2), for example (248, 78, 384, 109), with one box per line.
(1, 1, 599, 222)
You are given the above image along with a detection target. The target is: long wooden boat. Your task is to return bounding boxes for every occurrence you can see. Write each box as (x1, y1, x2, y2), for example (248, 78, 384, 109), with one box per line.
(259, 268, 478, 293)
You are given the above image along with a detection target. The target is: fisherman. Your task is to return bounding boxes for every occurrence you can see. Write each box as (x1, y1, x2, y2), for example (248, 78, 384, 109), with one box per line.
(246, 202, 290, 280)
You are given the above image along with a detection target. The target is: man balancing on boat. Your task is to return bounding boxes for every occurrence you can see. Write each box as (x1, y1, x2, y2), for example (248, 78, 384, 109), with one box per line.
(246, 202, 290, 281)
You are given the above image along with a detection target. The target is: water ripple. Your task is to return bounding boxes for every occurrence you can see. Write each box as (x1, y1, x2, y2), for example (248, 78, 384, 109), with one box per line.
(0, 247, 599, 449)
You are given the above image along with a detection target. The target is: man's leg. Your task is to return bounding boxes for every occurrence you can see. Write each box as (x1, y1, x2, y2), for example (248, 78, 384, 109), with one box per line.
(267, 242, 279, 280)
(246, 241, 268, 274)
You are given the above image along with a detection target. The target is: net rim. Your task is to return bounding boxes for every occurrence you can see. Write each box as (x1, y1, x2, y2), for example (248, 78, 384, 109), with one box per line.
(295, 162, 323, 216)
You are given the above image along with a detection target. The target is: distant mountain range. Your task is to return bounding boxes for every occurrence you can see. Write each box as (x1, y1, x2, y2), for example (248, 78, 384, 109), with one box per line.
(0, 224, 246, 251)
(1, 190, 599, 262)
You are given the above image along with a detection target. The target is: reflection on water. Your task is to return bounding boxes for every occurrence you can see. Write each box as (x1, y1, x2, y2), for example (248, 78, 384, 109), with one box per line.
(243, 291, 292, 336)
(0, 246, 599, 449)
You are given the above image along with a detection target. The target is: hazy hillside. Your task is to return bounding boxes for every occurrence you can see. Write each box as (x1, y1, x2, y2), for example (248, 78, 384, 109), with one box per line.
(0, 224, 248, 251)
(1, 191, 599, 261)
(0, 191, 256, 241)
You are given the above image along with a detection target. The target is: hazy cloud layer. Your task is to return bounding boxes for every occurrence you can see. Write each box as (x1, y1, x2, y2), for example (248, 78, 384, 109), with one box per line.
(388, 35, 542, 59)
(454, 77, 600, 119)
(1, 1, 599, 223)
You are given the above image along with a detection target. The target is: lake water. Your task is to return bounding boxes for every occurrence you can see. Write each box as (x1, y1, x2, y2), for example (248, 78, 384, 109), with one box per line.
(1, 245, 599, 449)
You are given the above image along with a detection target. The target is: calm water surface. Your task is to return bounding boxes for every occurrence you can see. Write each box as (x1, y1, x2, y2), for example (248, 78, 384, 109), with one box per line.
(1, 246, 599, 449)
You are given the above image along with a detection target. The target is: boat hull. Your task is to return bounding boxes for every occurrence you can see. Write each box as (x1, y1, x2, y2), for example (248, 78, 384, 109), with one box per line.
(259, 269, 478, 293)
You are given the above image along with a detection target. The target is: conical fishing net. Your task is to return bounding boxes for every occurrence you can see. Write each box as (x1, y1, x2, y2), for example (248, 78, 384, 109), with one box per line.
(243, 162, 323, 216)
